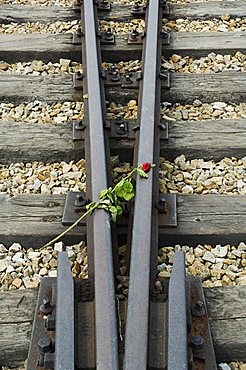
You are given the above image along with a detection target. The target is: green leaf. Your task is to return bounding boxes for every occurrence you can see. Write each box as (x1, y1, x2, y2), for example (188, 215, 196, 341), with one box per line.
(99, 189, 109, 199)
(114, 179, 125, 192)
(122, 181, 133, 193)
(137, 168, 149, 178)
(124, 192, 135, 202)
(109, 205, 118, 214)
(116, 205, 123, 216)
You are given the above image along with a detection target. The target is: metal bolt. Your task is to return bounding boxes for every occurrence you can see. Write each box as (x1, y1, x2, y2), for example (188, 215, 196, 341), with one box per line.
(75, 120, 86, 131)
(159, 123, 166, 130)
(45, 314, 56, 331)
(105, 28, 114, 41)
(123, 70, 133, 85)
(38, 336, 53, 354)
(117, 123, 126, 135)
(192, 300, 205, 317)
(130, 27, 139, 41)
(155, 198, 168, 214)
(132, 2, 141, 12)
(76, 71, 84, 80)
(110, 70, 120, 82)
(39, 299, 52, 315)
(191, 336, 204, 351)
(195, 300, 204, 310)
(74, 194, 87, 212)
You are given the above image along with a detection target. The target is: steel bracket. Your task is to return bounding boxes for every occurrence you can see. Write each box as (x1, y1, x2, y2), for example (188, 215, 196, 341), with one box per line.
(62, 191, 88, 226)
(27, 276, 96, 370)
(128, 29, 145, 44)
(98, 30, 115, 44)
(160, 70, 171, 90)
(73, 120, 86, 141)
(121, 71, 142, 88)
(108, 118, 128, 138)
(101, 68, 122, 86)
(159, 121, 169, 140)
(72, 30, 83, 45)
(95, 0, 111, 11)
(72, 71, 84, 90)
(158, 194, 177, 227)
(161, 0, 170, 16)
(188, 276, 217, 369)
(131, 4, 147, 16)
(161, 31, 171, 45)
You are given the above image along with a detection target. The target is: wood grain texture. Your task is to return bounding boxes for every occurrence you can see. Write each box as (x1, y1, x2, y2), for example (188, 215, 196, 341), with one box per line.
(1, 72, 245, 104)
(0, 1, 245, 24)
(0, 289, 38, 367)
(0, 32, 245, 63)
(205, 286, 246, 320)
(0, 119, 245, 164)
(0, 193, 245, 247)
(205, 286, 246, 362)
(1, 286, 246, 366)
(169, 1, 246, 19)
(161, 194, 246, 246)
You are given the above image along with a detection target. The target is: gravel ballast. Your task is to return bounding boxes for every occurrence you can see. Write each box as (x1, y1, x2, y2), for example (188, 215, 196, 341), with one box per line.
(159, 156, 246, 195)
(0, 156, 245, 195)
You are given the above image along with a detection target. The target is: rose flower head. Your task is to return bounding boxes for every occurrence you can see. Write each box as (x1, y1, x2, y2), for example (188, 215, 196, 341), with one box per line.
(141, 162, 151, 173)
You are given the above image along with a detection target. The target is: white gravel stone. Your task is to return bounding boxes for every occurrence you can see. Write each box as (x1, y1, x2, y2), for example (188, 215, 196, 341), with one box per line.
(163, 17, 245, 33)
(161, 101, 246, 122)
(0, 260, 7, 272)
(0, 159, 86, 195)
(0, 59, 82, 75)
(159, 156, 246, 195)
(0, 20, 80, 34)
(218, 364, 232, 370)
(212, 245, 228, 258)
(158, 242, 246, 288)
(0, 241, 88, 291)
(203, 251, 216, 263)
(0, 0, 74, 5)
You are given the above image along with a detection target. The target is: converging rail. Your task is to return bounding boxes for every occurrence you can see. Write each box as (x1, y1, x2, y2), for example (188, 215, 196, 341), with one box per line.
(124, 1, 163, 368)
(19, 0, 234, 369)
(27, 1, 119, 369)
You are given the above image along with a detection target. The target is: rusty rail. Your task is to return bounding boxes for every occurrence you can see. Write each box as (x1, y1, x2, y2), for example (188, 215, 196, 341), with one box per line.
(81, 1, 119, 369)
(25, 1, 218, 369)
(124, 1, 163, 368)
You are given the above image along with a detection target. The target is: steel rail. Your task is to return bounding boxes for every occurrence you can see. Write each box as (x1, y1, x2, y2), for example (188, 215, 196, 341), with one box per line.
(81, 1, 119, 369)
(168, 251, 188, 369)
(55, 251, 75, 370)
(124, 1, 163, 368)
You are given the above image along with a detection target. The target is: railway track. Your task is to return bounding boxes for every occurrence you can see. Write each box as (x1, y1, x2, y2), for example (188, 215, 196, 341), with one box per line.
(0, 0, 246, 369)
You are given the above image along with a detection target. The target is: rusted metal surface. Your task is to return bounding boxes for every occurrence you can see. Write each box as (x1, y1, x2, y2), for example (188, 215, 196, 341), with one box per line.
(124, 1, 163, 368)
(168, 251, 188, 369)
(189, 277, 217, 370)
(81, 1, 119, 369)
(26, 278, 55, 370)
(55, 251, 74, 370)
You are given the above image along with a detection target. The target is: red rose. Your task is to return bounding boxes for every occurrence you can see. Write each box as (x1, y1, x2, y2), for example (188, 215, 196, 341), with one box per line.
(141, 162, 151, 173)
